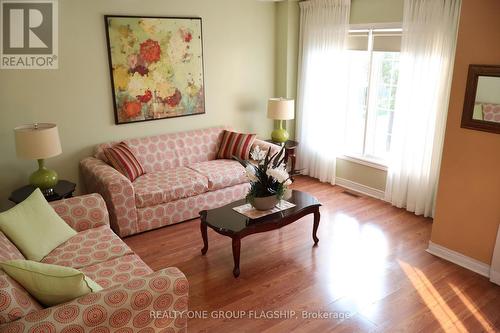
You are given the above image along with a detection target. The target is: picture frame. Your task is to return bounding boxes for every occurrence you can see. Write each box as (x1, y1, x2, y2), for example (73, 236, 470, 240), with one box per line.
(104, 15, 206, 125)
(461, 64, 500, 134)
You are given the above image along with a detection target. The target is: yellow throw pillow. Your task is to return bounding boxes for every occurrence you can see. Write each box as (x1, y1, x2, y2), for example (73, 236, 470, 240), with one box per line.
(0, 188, 76, 261)
(0, 260, 102, 306)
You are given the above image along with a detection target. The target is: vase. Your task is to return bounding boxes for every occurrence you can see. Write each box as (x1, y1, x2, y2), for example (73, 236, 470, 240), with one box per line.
(252, 195, 279, 211)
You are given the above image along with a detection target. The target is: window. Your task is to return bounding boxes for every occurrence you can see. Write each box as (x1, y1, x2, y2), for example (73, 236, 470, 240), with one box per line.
(344, 28, 402, 163)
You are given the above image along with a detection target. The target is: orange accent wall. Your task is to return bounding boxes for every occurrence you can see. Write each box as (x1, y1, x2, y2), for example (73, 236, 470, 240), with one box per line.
(431, 0, 500, 264)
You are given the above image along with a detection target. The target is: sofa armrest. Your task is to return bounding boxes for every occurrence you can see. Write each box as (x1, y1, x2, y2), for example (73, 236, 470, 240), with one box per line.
(80, 157, 138, 237)
(0, 268, 188, 332)
(50, 194, 110, 232)
(250, 139, 281, 161)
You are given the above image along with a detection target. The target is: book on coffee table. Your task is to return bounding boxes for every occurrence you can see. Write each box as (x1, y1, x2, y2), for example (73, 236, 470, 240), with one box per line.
(232, 200, 296, 219)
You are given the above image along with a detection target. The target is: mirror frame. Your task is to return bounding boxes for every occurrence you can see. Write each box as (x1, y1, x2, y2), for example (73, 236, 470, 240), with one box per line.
(461, 64, 500, 134)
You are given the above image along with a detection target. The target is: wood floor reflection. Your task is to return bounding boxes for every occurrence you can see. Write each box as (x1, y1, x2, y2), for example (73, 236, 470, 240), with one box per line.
(125, 176, 500, 332)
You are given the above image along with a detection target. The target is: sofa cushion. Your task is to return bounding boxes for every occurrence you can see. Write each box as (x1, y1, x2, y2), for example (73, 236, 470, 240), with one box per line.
(0, 270, 42, 324)
(0, 260, 102, 307)
(49, 194, 110, 232)
(133, 167, 209, 208)
(0, 188, 77, 262)
(79, 254, 153, 289)
(188, 160, 248, 191)
(216, 130, 256, 160)
(174, 127, 225, 166)
(41, 225, 133, 269)
(98, 126, 225, 172)
(103, 142, 145, 181)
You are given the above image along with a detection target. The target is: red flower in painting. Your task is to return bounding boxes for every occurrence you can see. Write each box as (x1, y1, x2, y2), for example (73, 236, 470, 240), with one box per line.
(137, 90, 152, 103)
(165, 89, 182, 107)
(180, 29, 193, 43)
(139, 39, 161, 64)
(123, 100, 142, 118)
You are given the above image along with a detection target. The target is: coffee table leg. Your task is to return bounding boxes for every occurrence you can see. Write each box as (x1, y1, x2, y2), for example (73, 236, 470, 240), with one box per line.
(200, 221, 208, 255)
(313, 209, 320, 245)
(232, 237, 241, 278)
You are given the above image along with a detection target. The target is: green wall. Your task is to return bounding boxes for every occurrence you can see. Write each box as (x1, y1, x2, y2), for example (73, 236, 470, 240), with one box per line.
(336, 159, 387, 190)
(275, 0, 300, 140)
(351, 0, 404, 24)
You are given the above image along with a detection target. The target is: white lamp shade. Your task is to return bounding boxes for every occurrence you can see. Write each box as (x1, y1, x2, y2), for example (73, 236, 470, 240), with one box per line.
(267, 98, 295, 120)
(14, 123, 62, 160)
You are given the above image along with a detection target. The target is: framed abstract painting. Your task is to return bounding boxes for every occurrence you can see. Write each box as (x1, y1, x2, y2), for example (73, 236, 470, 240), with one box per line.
(104, 15, 205, 124)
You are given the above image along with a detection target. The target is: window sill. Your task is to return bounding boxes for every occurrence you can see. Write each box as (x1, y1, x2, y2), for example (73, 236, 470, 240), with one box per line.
(338, 155, 388, 171)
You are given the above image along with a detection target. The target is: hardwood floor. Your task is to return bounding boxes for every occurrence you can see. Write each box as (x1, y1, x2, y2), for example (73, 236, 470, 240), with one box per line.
(124, 176, 500, 333)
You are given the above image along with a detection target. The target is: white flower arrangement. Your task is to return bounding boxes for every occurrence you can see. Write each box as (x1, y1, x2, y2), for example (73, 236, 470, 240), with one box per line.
(245, 164, 259, 182)
(250, 145, 267, 162)
(235, 145, 291, 203)
(266, 166, 291, 185)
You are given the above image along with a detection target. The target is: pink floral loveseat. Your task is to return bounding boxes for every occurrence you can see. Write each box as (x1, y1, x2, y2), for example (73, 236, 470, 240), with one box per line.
(0, 194, 188, 332)
(80, 126, 278, 237)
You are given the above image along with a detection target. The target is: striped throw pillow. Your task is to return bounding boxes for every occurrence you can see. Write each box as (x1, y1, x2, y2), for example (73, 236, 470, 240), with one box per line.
(103, 142, 145, 181)
(217, 130, 256, 160)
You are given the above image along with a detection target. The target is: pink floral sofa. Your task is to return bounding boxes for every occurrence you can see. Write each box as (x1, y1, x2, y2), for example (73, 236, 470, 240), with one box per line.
(0, 194, 188, 332)
(80, 126, 278, 237)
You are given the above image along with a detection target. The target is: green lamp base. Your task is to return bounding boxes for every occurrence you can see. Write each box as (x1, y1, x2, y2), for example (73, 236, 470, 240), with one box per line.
(29, 159, 58, 195)
(271, 128, 289, 143)
(271, 119, 289, 143)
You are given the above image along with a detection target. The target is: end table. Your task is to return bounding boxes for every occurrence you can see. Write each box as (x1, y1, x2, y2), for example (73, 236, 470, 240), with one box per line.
(0, 201, 15, 212)
(9, 180, 76, 204)
(265, 139, 300, 179)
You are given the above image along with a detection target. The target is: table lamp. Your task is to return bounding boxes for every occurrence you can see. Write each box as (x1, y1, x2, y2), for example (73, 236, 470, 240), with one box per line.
(267, 98, 295, 143)
(14, 123, 62, 196)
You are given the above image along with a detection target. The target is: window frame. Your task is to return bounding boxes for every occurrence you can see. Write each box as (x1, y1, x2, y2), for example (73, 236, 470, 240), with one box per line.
(342, 23, 402, 167)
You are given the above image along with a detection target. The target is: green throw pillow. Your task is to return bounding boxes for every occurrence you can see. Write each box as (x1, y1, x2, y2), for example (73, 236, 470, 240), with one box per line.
(0, 188, 77, 261)
(0, 260, 102, 306)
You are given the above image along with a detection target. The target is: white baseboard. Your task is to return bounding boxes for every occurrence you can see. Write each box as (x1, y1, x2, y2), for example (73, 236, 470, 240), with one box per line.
(490, 270, 500, 285)
(426, 241, 491, 278)
(490, 226, 500, 285)
(335, 177, 385, 200)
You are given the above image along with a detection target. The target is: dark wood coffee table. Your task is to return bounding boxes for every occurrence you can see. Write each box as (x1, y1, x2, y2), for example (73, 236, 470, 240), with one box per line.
(199, 190, 321, 277)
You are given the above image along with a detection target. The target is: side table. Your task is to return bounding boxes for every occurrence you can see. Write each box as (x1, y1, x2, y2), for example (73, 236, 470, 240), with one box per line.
(265, 139, 300, 178)
(9, 180, 76, 204)
(0, 201, 16, 212)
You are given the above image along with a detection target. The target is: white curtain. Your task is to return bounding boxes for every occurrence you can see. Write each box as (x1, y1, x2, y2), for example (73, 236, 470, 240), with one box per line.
(296, 0, 350, 184)
(385, 0, 461, 217)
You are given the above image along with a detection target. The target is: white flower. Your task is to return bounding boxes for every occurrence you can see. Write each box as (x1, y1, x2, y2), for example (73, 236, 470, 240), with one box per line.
(168, 32, 188, 64)
(245, 165, 258, 182)
(250, 145, 266, 161)
(127, 72, 154, 97)
(266, 167, 289, 183)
